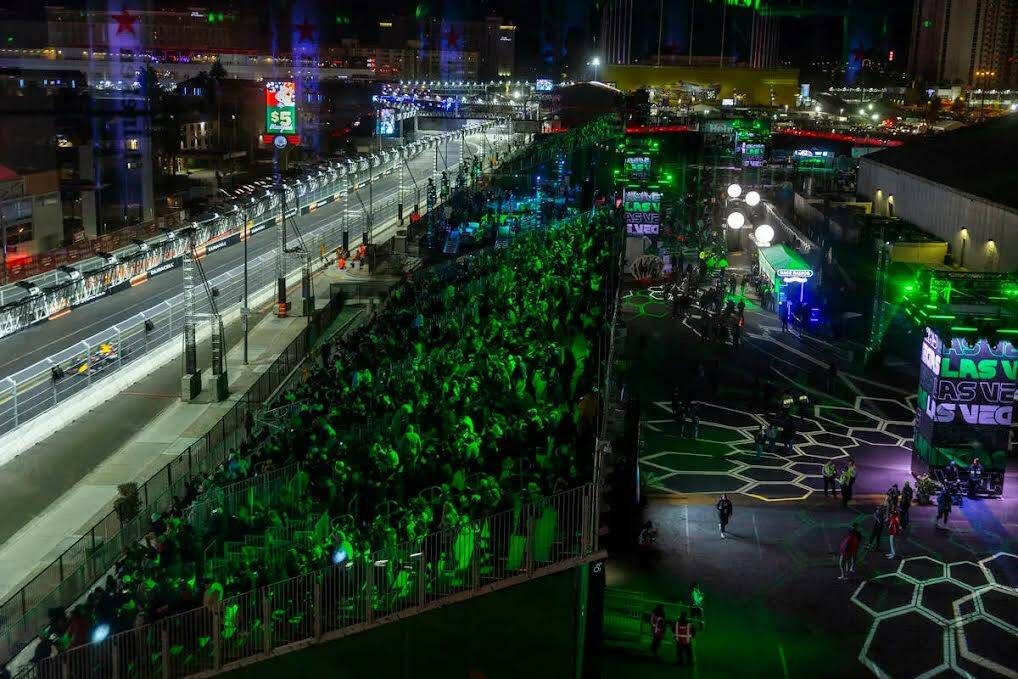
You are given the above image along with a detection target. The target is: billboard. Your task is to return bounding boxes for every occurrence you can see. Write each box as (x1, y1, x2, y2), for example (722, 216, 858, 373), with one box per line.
(265, 81, 297, 135)
(376, 108, 397, 136)
(625, 156, 652, 182)
(915, 327, 1016, 469)
(535, 79, 553, 92)
(623, 188, 661, 239)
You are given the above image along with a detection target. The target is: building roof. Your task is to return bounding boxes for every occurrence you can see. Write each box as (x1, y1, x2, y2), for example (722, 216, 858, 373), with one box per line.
(758, 244, 812, 274)
(861, 115, 1018, 210)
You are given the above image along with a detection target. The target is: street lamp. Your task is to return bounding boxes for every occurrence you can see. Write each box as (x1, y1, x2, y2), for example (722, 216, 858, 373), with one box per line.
(726, 211, 745, 229)
(744, 190, 760, 207)
(727, 183, 742, 199)
(589, 56, 601, 82)
(754, 223, 774, 245)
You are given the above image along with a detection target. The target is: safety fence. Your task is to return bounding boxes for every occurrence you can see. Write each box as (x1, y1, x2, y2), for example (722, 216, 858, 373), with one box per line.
(603, 588, 695, 642)
(186, 464, 303, 539)
(33, 483, 596, 679)
(0, 131, 533, 668)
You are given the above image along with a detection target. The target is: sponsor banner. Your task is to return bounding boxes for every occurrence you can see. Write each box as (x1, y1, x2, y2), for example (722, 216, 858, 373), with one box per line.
(72, 280, 132, 308)
(147, 256, 183, 279)
(250, 221, 271, 236)
(205, 232, 241, 255)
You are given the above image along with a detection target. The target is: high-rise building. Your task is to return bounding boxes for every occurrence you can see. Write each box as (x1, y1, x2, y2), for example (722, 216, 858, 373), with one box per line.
(600, 0, 634, 66)
(907, 0, 1018, 87)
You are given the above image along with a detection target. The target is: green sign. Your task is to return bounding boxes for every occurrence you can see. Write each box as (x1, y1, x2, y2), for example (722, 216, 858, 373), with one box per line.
(265, 81, 297, 135)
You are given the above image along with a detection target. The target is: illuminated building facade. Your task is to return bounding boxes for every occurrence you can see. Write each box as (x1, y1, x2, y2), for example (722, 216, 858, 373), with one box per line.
(907, 0, 1018, 87)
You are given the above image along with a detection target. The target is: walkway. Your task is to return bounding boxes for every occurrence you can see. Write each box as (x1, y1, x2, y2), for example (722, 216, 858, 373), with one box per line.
(598, 268, 1018, 677)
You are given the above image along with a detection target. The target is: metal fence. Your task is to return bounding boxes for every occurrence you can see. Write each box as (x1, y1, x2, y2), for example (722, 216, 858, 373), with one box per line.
(0, 135, 533, 669)
(33, 483, 596, 679)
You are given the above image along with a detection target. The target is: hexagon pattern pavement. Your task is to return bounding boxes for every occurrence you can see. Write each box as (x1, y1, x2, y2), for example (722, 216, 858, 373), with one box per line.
(851, 552, 1018, 678)
(641, 386, 916, 501)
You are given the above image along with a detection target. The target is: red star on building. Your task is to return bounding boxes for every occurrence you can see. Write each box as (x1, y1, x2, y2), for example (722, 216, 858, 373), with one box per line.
(111, 7, 137, 36)
(445, 27, 460, 49)
(295, 18, 316, 43)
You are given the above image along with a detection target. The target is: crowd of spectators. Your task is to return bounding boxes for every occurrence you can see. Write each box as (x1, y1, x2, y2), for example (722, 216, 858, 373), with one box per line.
(29, 181, 615, 673)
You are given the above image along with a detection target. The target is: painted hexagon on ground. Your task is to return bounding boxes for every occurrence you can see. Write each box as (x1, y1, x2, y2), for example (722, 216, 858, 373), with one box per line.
(810, 432, 859, 448)
(643, 452, 740, 474)
(853, 573, 918, 617)
(642, 302, 669, 318)
(796, 452, 849, 465)
(816, 405, 880, 428)
(850, 429, 903, 446)
(693, 424, 751, 444)
(883, 423, 916, 439)
(979, 552, 1018, 590)
(795, 417, 827, 435)
(947, 561, 990, 590)
(656, 473, 746, 495)
(918, 580, 971, 623)
(899, 555, 948, 583)
(858, 397, 916, 423)
(861, 610, 948, 679)
(695, 403, 761, 428)
(743, 482, 810, 502)
(788, 461, 824, 476)
(726, 453, 790, 467)
(798, 475, 831, 492)
(977, 586, 1018, 631)
(955, 615, 1018, 678)
(739, 466, 798, 482)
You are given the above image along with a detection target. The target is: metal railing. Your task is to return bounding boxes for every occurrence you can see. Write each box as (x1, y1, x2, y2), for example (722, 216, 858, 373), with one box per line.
(34, 484, 596, 679)
(0, 133, 532, 668)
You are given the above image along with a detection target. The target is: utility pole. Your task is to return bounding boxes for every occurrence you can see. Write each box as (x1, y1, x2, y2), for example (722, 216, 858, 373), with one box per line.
(181, 235, 228, 401)
(276, 182, 288, 317)
(242, 205, 250, 365)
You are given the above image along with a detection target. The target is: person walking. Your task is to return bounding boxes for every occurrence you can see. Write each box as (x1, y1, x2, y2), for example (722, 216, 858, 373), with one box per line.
(690, 405, 700, 440)
(674, 612, 695, 665)
(869, 504, 886, 549)
(766, 424, 778, 455)
(754, 425, 766, 459)
(826, 360, 838, 394)
(822, 461, 839, 497)
(716, 493, 733, 538)
(886, 508, 902, 559)
(779, 301, 789, 333)
(838, 526, 862, 579)
(935, 488, 952, 529)
(839, 466, 854, 508)
(649, 604, 666, 656)
(899, 481, 913, 530)
(886, 484, 901, 512)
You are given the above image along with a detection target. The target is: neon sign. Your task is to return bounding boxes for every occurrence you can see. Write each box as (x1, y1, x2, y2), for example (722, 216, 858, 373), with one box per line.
(915, 329, 1017, 468)
(624, 189, 661, 237)
(625, 156, 652, 181)
(776, 268, 813, 281)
